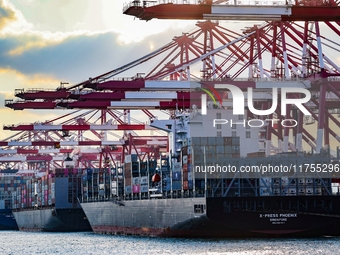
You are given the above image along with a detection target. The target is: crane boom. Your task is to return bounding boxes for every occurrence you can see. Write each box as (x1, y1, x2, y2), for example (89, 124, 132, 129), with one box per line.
(123, 0, 340, 21)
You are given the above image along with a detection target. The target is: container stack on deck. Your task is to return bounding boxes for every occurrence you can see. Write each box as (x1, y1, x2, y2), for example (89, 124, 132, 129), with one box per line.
(12, 173, 55, 209)
(12, 168, 85, 210)
(0, 176, 32, 210)
(82, 167, 123, 200)
(160, 156, 170, 194)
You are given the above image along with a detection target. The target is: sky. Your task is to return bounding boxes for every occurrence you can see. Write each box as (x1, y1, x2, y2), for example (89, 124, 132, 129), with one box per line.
(0, 0, 200, 140)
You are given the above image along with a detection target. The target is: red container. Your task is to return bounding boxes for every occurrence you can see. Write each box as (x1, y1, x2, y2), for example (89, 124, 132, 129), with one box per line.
(125, 177, 132, 186)
(183, 181, 188, 190)
(187, 154, 192, 164)
(181, 146, 188, 155)
(183, 172, 188, 181)
(132, 185, 140, 193)
(183, 164, 188, 172)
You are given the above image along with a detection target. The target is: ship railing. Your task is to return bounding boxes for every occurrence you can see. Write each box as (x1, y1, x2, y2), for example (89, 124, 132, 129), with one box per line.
(5, 98, 48, 103)
(14, 88, 58, 95)
(3, 120, 52, 128)
(123, 0, 294, 12)
(80, 196, 123, 203)
(12, 205, 55, 212)
(82, 75, 340, 84)
(123, 0, 157, 12)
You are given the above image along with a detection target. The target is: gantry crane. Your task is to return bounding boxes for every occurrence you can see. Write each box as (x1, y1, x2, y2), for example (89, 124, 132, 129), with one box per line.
(0, 109, 168, 170)
(123, 0, 340, 21)
(4, 20, 340, 154)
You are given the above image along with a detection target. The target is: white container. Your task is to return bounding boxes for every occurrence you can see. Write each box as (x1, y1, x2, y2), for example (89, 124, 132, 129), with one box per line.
(125, 155, 131, 163)
(111, 181, 117, 188)
(133, 177, 141, 185)
(140, 177, 148, 185)
(141, 185, 148, 193)
(182, 155, 188, 164)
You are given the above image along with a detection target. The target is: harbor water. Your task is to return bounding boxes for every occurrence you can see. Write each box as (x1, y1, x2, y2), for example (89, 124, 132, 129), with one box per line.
(0, 231, 339, 254)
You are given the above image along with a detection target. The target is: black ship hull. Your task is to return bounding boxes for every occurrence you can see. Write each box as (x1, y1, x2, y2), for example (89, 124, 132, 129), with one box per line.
(13, 208, 91, 232)
(206, 196, 340, 237)
(0, 209, 18, 230)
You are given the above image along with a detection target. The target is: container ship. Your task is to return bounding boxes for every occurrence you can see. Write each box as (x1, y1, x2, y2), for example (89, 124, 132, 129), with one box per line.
(0, 169, 35, 230)
(80, 109, 340, 237)
(12, 165, 91, 232)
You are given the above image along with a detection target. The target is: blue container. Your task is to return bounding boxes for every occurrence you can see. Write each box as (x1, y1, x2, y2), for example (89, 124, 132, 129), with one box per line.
(140, 162, 147, 171)
(161, 166, 169, 172)
(131, 154, 138, 162)
(172, 181, 182, 190)
(172, 171, 181, 181)
(149, 160, 156, 170)
(132, 162, 139, 172)
(188, 180, 193, 189)
(201, 181, 205, 189)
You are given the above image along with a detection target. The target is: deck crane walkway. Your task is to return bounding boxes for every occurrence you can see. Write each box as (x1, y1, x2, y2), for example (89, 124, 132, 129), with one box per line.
(123, 0, 340, 21)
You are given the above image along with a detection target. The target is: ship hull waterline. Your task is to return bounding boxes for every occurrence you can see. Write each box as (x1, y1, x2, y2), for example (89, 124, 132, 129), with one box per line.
(81, 196, 340, 238)
(13, 208, 92, 232)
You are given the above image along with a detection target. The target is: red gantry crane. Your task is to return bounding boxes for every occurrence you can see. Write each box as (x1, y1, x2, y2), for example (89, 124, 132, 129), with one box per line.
(3, 18, 340, 158)
(123, 0, 340, 21)
(0, 109, 168, 170)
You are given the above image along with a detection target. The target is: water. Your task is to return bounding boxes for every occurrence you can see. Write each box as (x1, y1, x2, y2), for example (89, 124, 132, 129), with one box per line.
(0, 231, 338, 255)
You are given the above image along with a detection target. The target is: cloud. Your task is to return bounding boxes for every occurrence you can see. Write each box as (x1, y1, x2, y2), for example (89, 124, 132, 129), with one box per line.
(0, 26, 189, 85)
(0, 0, 196, 86)
(0, 0, 33, 34)
(0, 107, 65, 140)
(0, 67, 61, 93)
(0, 0, 17, 30)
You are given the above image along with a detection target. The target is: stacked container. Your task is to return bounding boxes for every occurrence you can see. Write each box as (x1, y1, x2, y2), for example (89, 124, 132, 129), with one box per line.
(0, 175, 32, 209)
(161, 156, 170, 192)
(12, 169, 86, 209)
(81, 167, 122, 200)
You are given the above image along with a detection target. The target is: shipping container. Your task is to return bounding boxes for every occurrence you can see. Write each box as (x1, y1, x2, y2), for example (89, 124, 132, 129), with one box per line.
(183, 164, 188, 172)
(181, 146, 188, 156)
(172, 162, 181, 172)
(172, 172, 181, 181)
(132, 185, 140, 194)
(172, 181, 182, 191)
(183, 181, 189, 190)
(182, 155, 188, 164)
(125, 186, 132, 194)
(125, 177, 132, 187)
(133, 177, 140, 185)
(140, 185, 148, 193)
(140, 177, 148, 185)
